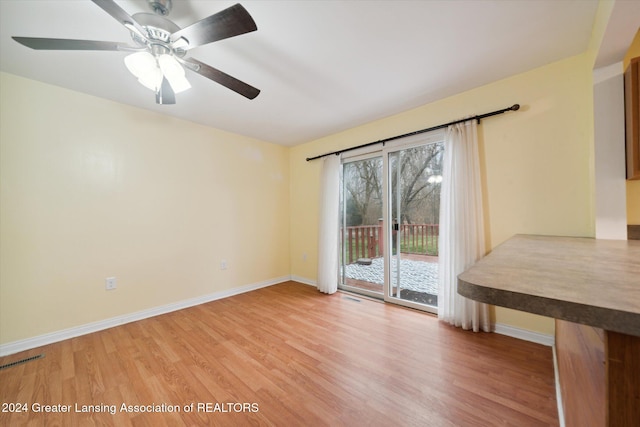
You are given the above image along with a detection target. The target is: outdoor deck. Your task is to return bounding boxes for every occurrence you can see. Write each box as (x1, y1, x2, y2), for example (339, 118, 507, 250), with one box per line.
(342, 253, 439, 306)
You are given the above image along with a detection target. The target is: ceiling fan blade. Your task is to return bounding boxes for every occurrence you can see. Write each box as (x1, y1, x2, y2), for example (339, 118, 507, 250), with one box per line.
(91, 0, 147, 39)
(170, 3, 256, 50)
(184, 58, 260, 100)
(156, 77, 176, 105)
(12, 36, 135, 51)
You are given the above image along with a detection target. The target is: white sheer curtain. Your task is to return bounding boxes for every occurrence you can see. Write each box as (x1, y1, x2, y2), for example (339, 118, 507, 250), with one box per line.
(317, 154, 341, 294)
(438, 120, 491, 332)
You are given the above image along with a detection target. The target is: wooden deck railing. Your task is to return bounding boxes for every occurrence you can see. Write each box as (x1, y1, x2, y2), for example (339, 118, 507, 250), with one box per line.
(399, 224, 439, 256)
(342, 225, 382, 263)
(342, 223, 439, 264)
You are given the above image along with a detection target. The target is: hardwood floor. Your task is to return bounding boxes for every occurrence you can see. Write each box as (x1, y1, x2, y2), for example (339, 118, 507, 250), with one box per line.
(0, 281, 558, 426)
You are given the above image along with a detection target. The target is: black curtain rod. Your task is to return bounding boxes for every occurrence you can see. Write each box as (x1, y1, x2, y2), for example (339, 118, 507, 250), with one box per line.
(305, 103, 520, 161)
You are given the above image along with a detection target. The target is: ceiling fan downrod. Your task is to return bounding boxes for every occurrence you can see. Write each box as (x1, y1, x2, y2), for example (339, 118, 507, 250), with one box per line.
(148, 0, 172, 16)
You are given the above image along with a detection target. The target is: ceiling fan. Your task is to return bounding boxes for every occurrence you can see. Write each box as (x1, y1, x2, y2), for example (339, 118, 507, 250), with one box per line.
(12, 0, 260, 104)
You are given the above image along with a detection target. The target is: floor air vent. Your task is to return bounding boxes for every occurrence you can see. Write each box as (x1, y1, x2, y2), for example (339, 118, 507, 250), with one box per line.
(0, 353, 44, 370)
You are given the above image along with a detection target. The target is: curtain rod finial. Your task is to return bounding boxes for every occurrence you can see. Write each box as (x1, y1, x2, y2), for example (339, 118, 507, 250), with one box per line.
(511, 104, 520, 111)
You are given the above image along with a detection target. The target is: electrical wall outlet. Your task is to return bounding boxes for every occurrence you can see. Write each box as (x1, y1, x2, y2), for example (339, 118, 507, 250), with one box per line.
(105, 277, 117, 290)
(220, 260, 228, 270)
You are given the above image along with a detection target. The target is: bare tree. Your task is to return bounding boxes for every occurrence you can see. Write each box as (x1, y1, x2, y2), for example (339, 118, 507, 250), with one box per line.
(391, 143, 443, 224)
(342, 142, 443, 227)
(343, 158, 382, 225)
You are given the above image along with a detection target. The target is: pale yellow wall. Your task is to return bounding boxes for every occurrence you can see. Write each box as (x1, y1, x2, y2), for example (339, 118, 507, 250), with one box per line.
(290, 53, 595, 335)
(1, 50, 595, 343)
(0, 72, 290, 345)
(624, 29, 640, 224)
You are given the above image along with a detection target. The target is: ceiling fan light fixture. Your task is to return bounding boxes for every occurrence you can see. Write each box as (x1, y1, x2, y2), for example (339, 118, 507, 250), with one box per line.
(166, 73, 191, 93)
(138, 67, 163, 91)
(125, 52, 162, 91)
(124, 51, 155, 77)
(158, 54, 191, 93)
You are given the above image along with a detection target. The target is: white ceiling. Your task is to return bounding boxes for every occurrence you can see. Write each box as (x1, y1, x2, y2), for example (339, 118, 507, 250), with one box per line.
(0, 0, 611, 146)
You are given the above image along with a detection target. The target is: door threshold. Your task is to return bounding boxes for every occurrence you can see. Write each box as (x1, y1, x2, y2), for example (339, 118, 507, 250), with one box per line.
(338, 289, 384, 304)
(338, 289, 437, 317)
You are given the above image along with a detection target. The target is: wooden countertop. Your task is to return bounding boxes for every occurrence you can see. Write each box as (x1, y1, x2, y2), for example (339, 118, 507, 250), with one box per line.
(458, 234, 640, 336)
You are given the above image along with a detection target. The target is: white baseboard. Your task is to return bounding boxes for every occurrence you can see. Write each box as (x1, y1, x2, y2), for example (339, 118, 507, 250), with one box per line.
(2, 278, 555, 356)
(0, 275, 291, 357)
(290, 275, 317, 287)
(494, 323, 555, 347)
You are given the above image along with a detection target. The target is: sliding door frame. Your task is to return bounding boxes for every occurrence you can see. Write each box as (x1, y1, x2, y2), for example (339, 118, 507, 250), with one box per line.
(381, 131, 444, 314)
(339, 130, 445, 313)
(339, 151, 384, 299)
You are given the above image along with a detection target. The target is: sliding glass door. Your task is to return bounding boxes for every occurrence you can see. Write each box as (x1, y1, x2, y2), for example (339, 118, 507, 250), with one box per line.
(340, 155, 384, 298)
(386, 143, 443, 312)
(339, 134, 443, 313)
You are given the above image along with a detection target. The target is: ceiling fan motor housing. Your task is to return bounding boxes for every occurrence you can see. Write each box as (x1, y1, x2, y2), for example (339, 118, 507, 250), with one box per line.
(129, 12, 185, 57)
